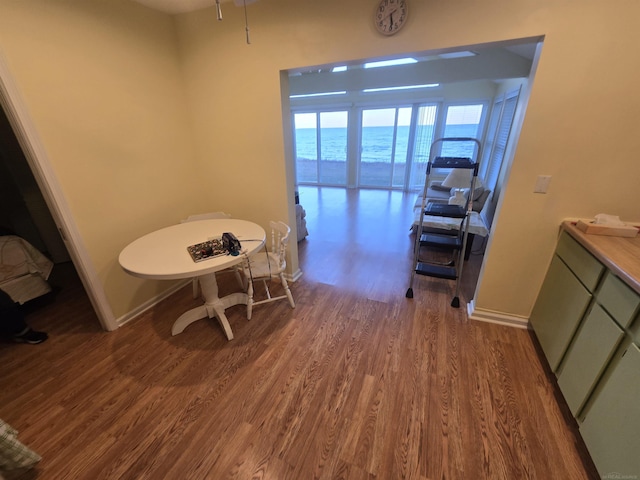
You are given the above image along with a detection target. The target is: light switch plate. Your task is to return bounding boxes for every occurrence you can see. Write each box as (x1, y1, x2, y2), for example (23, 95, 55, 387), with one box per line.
(534, 175, 552, 193)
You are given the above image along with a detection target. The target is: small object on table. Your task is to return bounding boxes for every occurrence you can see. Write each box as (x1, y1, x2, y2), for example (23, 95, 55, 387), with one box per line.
(187, 238, 227, 262)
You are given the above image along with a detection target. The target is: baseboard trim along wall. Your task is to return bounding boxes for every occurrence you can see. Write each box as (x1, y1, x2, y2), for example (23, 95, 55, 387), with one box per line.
(117, 280, 190, 327)
(467, 299, 530, 329)
(289, 268, 303, 282)
(117, 269, 303, 328)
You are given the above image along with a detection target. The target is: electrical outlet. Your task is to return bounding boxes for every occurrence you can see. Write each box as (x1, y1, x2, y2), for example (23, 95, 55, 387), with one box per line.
(534, 175, 552, 194)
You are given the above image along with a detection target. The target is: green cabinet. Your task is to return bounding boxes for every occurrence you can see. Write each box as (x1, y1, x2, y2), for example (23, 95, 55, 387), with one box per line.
(529, 257, 592, 371)
(579, 343, 640, 477)
(556, 270, 640, 416)
(554, 232, 603, 292)
(529, 232, 603, 371)
(530, 228, 640, 478)
(556, 304, 623, 415)
(597, 271, 640, 328)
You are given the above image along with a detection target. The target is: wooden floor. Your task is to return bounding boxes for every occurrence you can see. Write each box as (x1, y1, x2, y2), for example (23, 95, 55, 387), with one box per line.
(0, 186, 598, 479)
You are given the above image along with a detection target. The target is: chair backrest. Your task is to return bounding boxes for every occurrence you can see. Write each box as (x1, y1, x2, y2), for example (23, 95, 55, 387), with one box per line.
(181, 212, 231, 223)
(269, 221, 291, 270)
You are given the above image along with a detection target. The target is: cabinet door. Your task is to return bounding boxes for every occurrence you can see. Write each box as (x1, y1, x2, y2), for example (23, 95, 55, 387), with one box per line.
(530, 256, 593, 371)
(556, 304, 624, 416)
(579, 344, 640, 477)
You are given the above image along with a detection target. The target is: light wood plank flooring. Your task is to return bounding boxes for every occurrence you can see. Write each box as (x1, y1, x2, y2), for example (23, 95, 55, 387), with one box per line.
(0, 186, 598, 479)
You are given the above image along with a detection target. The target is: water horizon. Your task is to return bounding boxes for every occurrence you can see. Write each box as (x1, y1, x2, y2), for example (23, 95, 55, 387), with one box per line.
(295, 124, 479, 164)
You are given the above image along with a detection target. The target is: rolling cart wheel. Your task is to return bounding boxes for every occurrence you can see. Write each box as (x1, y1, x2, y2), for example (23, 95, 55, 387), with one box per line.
(450, 297, 460, 308)
(406, 288, 413, 298)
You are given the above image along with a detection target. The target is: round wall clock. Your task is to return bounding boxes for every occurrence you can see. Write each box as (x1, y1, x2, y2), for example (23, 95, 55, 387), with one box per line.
(374, 0, 408, 36)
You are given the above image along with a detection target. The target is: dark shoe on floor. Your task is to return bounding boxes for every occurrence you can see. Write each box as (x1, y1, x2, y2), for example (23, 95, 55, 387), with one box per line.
(13, 329, 48, 344)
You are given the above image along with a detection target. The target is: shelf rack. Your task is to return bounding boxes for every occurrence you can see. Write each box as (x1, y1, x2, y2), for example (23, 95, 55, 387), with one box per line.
(406, 137, 481, 307)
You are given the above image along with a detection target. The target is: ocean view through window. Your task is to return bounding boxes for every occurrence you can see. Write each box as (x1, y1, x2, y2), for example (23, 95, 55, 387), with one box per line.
(360, 107, 411, 188)
(294, 103, 485, 190)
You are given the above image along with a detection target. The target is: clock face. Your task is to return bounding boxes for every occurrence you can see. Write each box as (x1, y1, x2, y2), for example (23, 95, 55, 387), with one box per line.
(375, 0, 408, 36)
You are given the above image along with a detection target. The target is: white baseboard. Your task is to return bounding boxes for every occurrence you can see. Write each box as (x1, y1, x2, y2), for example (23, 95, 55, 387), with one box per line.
(117, 269, 302, 328)
(467, 299, 530, 329)
(116, 280, 190, 327)
(289, 268, 303, 282)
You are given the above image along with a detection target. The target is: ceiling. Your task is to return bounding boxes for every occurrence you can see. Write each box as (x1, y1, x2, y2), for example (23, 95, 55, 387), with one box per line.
(131, 0, 253, 14)
(288, 43, 537, 97)
(130, 0, 538, 82)
(129, 0, 538, 62)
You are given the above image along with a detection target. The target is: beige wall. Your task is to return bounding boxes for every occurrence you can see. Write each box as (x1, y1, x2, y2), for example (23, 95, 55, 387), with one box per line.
(0, 0, 206, 318)
(477, 3, 640, 316)
(1, 0, 639, 323)
(176, 0, 640, 319)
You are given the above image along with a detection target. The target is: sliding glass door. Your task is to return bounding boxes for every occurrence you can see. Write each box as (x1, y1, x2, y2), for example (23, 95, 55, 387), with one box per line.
(293, 102, 486, 191)
(359, 107, 412, 188)
(294, 111, 348, 186)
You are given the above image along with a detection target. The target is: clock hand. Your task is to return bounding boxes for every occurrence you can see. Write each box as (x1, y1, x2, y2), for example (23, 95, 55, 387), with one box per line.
(385, 6, 399, 18)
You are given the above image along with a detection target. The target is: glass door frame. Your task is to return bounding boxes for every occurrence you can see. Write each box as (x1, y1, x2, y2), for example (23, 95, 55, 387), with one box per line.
(292, 108, 351, 187)
(354, 102, 420, 191)
(292, 98, 490, 192)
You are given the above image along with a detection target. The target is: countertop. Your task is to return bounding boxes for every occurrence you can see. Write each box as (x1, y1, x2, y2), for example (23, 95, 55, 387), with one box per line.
(562, 220, 640, 295)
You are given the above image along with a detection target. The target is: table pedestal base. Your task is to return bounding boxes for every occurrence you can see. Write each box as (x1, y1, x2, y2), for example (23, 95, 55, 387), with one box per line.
(171, 273, 248, 341)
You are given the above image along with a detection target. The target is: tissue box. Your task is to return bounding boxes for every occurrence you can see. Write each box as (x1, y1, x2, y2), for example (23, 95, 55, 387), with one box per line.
(576, 219, 639, 238)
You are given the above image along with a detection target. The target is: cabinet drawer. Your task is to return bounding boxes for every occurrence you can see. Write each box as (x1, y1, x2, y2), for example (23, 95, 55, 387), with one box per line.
(557, 304, 624, 416)
(597, 271, 640, 328)
(555, 232, 604, 292)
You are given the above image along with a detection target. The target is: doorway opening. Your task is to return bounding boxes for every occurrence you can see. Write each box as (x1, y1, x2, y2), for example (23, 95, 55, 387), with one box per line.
(286, 37, 543, 303)
(0, 57, 116, 331)
(0, 104, 96, 327)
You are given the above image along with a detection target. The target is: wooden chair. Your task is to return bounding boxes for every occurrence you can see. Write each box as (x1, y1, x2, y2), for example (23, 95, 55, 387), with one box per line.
(242, 221, 295, 320)
(180, 211, 232, 298)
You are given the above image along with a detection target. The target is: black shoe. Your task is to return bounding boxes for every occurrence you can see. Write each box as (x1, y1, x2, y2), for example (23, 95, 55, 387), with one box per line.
(13, 329, 48, 344)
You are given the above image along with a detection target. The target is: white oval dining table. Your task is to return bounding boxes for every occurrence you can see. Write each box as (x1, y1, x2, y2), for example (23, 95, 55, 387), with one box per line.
(119, 218, 266, 340)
